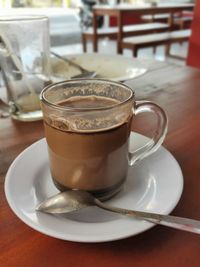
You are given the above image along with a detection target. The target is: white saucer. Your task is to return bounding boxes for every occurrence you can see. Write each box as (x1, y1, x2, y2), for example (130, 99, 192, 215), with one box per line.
(5, 133, 183, 243)
(51, 53, 147, 82)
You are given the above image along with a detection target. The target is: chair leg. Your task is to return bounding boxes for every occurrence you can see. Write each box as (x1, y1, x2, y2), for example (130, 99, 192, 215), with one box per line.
(153, 46, 156, 54)
(93, 36, 98, 52)
(133, 46, 138, 57)
(165, 43, 171, 57)
(82, 34, 87, 52)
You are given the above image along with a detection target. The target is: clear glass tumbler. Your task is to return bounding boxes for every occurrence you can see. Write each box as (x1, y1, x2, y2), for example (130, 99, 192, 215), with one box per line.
(0, 15, 51, 121)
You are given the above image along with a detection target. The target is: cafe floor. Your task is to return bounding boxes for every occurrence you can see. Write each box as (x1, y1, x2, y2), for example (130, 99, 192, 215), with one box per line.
(52, 39, 189, 66)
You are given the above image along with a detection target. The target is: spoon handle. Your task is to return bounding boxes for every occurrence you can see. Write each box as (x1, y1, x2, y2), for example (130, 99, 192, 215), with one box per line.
(51, 51, 86, 73)
(95, 200, 200, 234)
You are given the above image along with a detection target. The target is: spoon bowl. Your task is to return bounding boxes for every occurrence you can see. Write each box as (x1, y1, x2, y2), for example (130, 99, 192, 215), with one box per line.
(36, 190, 200, 234)
(36, 190, 94, 214)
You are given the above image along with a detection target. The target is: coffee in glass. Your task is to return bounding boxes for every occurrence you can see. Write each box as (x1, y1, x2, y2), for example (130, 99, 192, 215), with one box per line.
(40, 79, 167, 200)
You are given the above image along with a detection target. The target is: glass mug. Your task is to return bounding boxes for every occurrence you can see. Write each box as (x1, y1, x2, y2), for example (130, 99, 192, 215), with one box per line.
(40, 79, 168, 200)
(0, 15, 51, 121)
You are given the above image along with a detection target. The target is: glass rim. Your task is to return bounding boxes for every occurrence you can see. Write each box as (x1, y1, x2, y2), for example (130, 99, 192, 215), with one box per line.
(40, 78, 135, 112)
(0, 15, 48, 22)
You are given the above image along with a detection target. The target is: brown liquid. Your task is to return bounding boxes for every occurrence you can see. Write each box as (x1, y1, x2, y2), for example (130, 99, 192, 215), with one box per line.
(45, 96, 132, 198)
(59, 95, 119, 109)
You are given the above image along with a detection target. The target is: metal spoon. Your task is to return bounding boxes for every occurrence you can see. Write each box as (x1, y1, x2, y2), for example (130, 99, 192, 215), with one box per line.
(51, 51, 97, 78)
(36, 190, 200, 234)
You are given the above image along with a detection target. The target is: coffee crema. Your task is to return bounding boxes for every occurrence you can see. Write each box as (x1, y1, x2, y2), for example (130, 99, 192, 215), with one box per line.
(58, 95, 120, 109)
(46, 95, 131, 133)
(44, 95, 133, 196)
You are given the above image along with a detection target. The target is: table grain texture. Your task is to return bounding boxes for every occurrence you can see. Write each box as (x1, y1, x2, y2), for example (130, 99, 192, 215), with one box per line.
(1, 60, 200, 267)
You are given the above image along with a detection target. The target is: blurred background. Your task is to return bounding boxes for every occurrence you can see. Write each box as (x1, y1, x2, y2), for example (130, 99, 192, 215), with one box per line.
(0, 0, 195, 62)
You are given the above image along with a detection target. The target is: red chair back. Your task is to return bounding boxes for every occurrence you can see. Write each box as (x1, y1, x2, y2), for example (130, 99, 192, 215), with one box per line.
(187, 1, 200, 68)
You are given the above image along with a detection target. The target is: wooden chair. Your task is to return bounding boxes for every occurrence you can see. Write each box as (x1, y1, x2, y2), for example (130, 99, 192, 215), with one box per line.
(142, 13, 176, 24)
(142, 12, 193, 30)
(82, 23, 169, 52)
(187, 2, 200, 68)
(121, 30, 191, 57)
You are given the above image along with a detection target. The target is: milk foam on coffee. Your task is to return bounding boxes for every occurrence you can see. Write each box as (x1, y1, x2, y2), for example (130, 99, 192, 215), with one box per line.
(46, 95, 132, 133)
(44, 95, 133, 194)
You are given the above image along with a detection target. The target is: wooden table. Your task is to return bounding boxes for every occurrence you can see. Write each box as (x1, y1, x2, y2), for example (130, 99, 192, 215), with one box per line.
(92, 3, 194, 53)
(1, 60, 200, 266)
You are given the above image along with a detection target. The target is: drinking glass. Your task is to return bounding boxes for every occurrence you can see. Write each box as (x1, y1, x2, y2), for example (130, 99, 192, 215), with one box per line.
(40, 79, 168, 200)
(0, 15, 51, 121)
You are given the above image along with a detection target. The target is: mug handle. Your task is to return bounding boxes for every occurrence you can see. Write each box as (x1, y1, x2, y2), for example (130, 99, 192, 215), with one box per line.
(128, 100, 168, 166)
